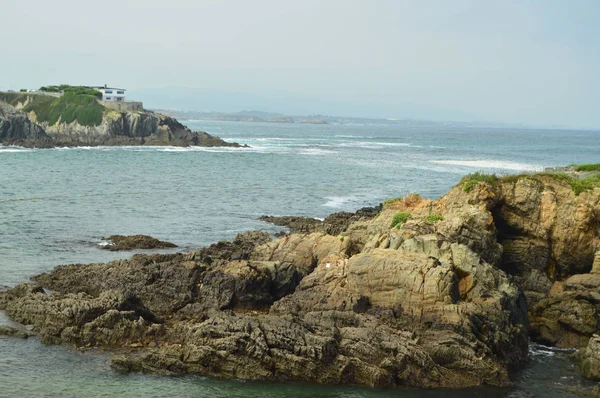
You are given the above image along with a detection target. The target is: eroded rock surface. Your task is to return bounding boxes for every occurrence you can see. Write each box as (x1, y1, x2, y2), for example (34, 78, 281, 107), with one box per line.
(2, 172, 599, 388)
(0, 100, 53, 148)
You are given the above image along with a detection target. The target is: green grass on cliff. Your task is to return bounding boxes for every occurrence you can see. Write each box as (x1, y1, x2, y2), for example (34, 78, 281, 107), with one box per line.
(499, 171, 600, 196)
(576, 164, 600, 172)
(23, 92, 104, 126)
(426, 214, 444, 222)
(40, 85, 102, 99)
(383, 196, 403, 205)
(390, 212, 411, 229)
(461, 172, 499, 192)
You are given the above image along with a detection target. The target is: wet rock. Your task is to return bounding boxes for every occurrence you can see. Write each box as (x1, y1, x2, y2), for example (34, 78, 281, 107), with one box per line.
(0, 325, 30, 339)
(100, 235, 177, 251)
(576, 335, 600, 380)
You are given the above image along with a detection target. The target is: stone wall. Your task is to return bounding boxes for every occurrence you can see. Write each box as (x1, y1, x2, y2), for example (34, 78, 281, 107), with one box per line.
(100, 101, 144, 111)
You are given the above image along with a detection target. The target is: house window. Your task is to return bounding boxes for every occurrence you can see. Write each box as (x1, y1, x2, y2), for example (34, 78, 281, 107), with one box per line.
(106, 97, 112, 100)
(117, 90, 124, 94)
(105, 90, 113, 94)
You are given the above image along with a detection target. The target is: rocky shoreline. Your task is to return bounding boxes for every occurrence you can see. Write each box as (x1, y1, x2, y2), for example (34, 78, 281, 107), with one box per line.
(1, 169, 599, 389)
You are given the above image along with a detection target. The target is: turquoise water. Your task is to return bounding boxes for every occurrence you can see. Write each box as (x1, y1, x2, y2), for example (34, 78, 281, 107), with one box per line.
(1, 121, 599, 396)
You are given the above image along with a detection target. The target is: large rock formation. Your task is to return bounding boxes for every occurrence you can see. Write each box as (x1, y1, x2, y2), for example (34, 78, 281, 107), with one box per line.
(0, 93, 243, 148)
(0, 100, 53, 148)
(36, 109, 242, 147)
(1, 170, 598, 388)
(576, 335, 600, 380)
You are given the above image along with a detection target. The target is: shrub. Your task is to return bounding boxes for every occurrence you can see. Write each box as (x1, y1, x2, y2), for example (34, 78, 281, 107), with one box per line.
(576, 164, 600, 172)
(461, 172, 499, 192)
(426, 214, 444, 222)
(390, 212, 411, 229)
(19, 89, 27, 92)
(404, 193, 423, 206)
(383, 196, 403, 205)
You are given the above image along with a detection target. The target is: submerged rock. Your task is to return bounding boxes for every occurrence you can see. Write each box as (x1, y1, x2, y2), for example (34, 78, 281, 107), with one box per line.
(100, 235, 177, 251)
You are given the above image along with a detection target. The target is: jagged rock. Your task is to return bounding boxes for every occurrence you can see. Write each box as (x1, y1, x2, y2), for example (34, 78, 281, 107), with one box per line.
(100, 235, 177, 251)
(4, 171, 600, 388)
(530, 274, 600, 348)
(576, 335, 600, 380)
(259, 216, 323, 234)
(0, 93, 244, 148)
(260, 206, 381, 236)
(0, 325, 30, 339)
(0, 100, 53, 148)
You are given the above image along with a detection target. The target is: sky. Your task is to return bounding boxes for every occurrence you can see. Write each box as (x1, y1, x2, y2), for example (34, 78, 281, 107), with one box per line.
(2, 0, 599, 128)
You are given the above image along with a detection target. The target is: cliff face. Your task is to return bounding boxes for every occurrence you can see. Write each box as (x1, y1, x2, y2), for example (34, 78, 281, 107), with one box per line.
(0, 92, 242, 148)
(0, 100, 53, 148)
(34, 109, 242, 147)
(1, 171, 598, 387)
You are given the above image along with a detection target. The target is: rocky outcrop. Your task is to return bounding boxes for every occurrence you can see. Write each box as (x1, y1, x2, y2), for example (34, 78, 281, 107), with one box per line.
(2, 170, 599, 388)
(0, 100, 53, 148)
(100, 235, 177, 251)
(1, 211, 529, 388)
(0, 325, 30, 339)
(260, 206, 381, 235)
(0, 92, 244, 148)
(576, 335, 600, 380)
(37, 110, 243, 147)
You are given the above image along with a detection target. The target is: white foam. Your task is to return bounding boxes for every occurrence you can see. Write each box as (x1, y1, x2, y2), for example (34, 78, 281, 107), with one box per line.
(0, 148, 32, 153)
(431, 159, 542, 171)
(297, 148, 338, 156)
(323, 195, 357, 208)
(338, 141, 411, 149)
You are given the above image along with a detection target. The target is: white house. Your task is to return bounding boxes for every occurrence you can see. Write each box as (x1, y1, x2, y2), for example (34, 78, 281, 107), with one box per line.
(91, 85, 126, 101)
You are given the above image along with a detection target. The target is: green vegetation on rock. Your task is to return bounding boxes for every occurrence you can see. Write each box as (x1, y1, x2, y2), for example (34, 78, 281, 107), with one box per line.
(426, 214, 444, 222)
(383, 196, 403, 205)
(461, 172, 499, 192)
(24, 91, 105, 126)
(40, 85, 102, 99)
(390, 212, 411, 229)
(576, 164, 600, 172)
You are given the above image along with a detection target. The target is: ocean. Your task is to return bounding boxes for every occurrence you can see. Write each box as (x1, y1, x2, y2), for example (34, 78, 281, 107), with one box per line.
(1, 120, 599, 397)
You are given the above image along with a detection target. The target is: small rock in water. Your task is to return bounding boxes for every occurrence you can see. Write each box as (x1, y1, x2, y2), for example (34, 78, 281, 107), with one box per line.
(99, 235, 177, 251)
(0, 325, 30, 339)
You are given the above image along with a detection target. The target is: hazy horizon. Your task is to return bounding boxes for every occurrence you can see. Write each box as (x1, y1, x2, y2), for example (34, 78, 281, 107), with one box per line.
(2, 0, 599, 129)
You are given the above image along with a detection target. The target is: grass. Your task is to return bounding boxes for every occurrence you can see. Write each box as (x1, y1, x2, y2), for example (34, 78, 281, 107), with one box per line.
(390, 212, 411, 229)
(40, 85, 102, 99)
(23, 91, 104, 126)
(1, 85, 105, 126)
(383, 196, 403, 205)
(461, 172, 499, 192)
(426, 214, 444, 222)
(576, 164, 600, 172)
(501, 172, 600, 196)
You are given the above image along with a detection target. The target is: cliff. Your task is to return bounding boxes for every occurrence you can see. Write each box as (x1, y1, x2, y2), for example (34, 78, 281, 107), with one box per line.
(0, 100, 53, 148)
(1, 168, 599, 388)
(0, 92, 242, 148)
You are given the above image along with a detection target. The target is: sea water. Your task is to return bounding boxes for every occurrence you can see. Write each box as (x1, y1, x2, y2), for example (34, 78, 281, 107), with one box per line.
(1, 121, 599, 397)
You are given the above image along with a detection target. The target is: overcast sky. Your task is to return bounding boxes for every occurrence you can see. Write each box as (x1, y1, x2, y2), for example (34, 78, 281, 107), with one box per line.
(2, 0, 599, 128)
